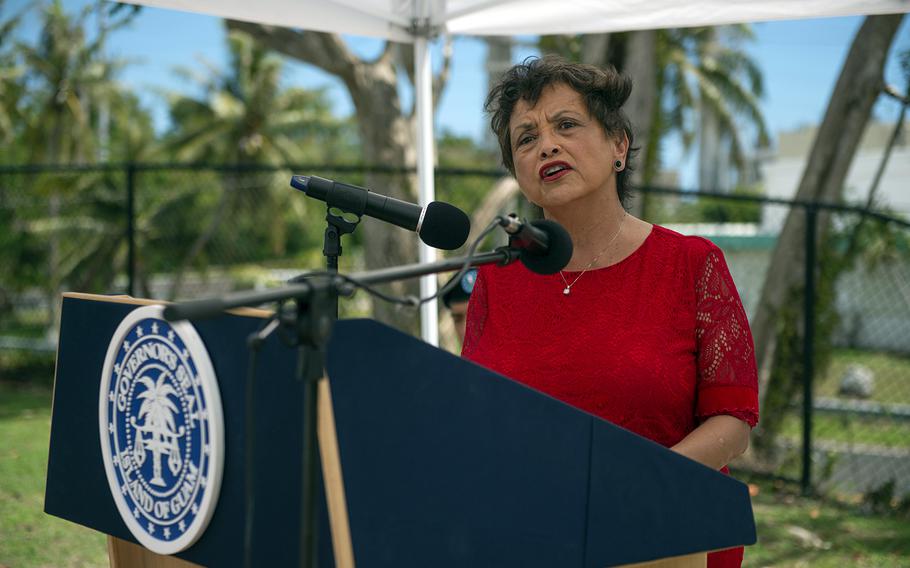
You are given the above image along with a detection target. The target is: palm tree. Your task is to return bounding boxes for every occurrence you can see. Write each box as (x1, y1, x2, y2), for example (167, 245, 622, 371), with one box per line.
(14, 0, 135, 337)
(0, 1, 25, 152)
(656, 26, 770, 191)
(18, 1, 134, 164)
(163, 29, 353, 297)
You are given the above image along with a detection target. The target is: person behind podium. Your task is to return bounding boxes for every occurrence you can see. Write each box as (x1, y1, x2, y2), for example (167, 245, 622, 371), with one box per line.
(443, 268, 477, 344)
(462, 55, 759, 568)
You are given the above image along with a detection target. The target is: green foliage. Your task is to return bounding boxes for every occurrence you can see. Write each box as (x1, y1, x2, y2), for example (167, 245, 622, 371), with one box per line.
(163, 28, 356, 165)
(435, 130, 502, 217)
(159, 28, 362, 296)
(646, 184, 764, 225)
(0, 1, 26, 151)
(696, 185, 763, 223)
(655, 26, 769, 168)
(17, 1, 136, 164)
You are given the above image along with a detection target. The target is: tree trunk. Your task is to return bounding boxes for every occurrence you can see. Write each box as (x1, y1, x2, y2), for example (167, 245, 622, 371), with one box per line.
(621, 30, 657, 216)
(355, 85, 421, 334)
(698, 104, 723, 192)
(581, 34, 610, 68)
(752, 15, 905, 410)
(482, 37, 513, 151)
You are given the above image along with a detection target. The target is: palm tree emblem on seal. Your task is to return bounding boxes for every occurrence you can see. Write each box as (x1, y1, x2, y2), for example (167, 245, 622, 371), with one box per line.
(130, 372, 186, 487)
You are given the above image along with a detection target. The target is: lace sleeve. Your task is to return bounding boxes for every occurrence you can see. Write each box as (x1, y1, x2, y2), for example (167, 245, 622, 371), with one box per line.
(694, 246, 759, 427)
(460, 268, 488, 359)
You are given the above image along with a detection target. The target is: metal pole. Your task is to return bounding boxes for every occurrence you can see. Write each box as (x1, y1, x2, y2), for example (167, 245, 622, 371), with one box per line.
(415, 31, 439, 346)
(127, 163, 136, 296)
(801, 205, 818, 496)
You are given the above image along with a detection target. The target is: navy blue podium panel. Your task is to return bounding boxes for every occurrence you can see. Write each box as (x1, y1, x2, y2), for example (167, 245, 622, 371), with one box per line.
(585, 423, 756, 566)
(326, 319, 756, 568)
(45, 295, 332, 566)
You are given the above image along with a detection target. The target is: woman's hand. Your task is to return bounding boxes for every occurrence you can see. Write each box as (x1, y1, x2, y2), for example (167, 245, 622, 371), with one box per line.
(671, 415, 751, 470)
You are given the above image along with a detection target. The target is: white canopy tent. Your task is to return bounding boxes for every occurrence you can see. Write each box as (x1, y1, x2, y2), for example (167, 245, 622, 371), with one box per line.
(124, 0, 910, 344)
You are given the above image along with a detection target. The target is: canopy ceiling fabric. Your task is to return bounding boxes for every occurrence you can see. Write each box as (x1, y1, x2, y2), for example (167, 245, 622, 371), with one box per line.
(126, 0, 909, 40)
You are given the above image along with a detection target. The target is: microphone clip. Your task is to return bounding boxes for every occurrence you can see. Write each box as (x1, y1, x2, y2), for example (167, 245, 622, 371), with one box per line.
(324, 207, 360, 259)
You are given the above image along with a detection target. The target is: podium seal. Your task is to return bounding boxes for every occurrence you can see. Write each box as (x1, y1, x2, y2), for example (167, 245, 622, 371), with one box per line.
(98, 304, 224, 554)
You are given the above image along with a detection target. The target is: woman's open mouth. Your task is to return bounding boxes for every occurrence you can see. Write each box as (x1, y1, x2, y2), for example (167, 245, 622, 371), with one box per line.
(539, 161, 572, 182)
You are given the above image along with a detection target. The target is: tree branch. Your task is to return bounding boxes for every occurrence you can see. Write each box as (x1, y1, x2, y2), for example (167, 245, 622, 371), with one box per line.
(225, 20, 360, 85)
(432, 35, 453, 113)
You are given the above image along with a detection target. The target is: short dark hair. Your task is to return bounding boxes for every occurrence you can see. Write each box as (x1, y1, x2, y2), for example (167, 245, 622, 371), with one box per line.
(484, 55, 637, 206)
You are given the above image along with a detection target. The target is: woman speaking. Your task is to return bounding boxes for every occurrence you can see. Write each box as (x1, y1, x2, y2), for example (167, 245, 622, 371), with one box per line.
(462, 56, 759, 568)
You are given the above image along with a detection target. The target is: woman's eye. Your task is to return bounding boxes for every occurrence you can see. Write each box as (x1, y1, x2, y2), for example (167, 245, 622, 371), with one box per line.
(517, 134, 535, 146)
(559, 120, 576, 129)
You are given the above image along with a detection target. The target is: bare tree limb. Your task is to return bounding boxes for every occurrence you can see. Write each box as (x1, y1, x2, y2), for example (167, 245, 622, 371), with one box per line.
(433, 35, 453, 113)
(225, 20, 360, 85)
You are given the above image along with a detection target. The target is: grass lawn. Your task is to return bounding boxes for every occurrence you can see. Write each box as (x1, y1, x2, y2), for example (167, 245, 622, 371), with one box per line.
(777, 412, 910, 449)
(0, 381, 108, 568)
(1, 381, 908, 567)
(743, 476, 910, 567)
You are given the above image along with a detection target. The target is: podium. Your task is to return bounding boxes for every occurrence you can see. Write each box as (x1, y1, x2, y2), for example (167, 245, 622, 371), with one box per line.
(46, 293, 756, 567)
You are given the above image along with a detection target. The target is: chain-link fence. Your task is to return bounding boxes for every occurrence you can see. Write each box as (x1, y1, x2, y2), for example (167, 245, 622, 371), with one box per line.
(641, 188, 910, 503)
(2, 162, 909, 504)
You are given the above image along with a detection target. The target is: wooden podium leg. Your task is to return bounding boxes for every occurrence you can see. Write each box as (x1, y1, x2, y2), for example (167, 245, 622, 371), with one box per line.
(107, 536, 202, 568)
(317, 377, 356, 568)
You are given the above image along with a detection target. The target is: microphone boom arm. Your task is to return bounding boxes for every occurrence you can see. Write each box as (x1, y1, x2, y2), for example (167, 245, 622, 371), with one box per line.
(164, 248, 520, 322)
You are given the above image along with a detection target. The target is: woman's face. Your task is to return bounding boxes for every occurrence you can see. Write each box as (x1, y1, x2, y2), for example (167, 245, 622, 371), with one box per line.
(508, 83, 627, 210)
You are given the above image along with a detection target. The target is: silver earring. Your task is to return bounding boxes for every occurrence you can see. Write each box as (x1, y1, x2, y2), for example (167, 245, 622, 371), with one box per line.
(614, 160, 623, 171)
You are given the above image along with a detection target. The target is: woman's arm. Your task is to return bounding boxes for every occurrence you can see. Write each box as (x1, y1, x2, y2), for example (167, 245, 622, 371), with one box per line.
(671, 415, 751, 470)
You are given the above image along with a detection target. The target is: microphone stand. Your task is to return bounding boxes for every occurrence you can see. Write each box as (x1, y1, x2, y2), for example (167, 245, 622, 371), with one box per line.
(164, 245, 521, 568)
(299, 208, 359, 567)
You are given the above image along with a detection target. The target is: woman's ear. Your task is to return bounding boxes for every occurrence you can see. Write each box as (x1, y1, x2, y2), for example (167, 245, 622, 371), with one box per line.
(612, 132, 630, 172)
(614, 131, 630, 161)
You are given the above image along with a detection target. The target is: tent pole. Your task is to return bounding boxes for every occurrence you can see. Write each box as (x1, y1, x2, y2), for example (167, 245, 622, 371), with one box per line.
(415, 34, 439, 346)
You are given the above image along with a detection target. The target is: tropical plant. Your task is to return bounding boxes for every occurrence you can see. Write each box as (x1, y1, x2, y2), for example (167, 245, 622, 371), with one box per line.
(658, 26, 769, 190)
(6, 1, 141, 338)
(162, 29, 357, 297)
(0, 0, 26, 152)
(165, 30, 351, 165)
(17, 1, 134, 164)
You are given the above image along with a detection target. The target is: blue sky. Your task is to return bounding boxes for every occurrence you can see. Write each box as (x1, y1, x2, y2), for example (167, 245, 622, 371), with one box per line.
(8, 2, 910, 185)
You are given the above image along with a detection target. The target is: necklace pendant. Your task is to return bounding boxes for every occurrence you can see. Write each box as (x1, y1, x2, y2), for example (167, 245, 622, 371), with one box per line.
(563, 287, 571, 296)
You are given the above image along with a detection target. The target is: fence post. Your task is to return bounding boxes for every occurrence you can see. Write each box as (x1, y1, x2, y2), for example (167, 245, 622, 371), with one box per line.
(127, 162, 136, 296)
(801, 205, 818, 496)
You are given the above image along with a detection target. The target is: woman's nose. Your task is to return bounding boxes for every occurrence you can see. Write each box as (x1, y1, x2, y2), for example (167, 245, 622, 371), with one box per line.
(540, 146, 559, 159)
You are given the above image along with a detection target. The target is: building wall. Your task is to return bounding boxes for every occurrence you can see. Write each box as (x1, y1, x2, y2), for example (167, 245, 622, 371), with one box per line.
(759, 122, 910, 234)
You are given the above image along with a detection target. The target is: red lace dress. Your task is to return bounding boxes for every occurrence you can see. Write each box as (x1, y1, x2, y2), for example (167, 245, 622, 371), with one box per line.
(462, 225, 759, 568)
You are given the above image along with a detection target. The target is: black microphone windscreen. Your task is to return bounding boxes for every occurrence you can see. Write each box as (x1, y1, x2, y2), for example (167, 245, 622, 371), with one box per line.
(520, 219, 573, 275)
(419, 201, 471, 250)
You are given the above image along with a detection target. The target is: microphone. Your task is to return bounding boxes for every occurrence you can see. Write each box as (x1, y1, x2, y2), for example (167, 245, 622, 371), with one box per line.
(291, 175, 470, 250)
(499, 215, 573, 275)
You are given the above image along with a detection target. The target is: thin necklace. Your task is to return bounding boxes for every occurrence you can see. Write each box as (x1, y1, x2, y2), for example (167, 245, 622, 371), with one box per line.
(559, 212, 627, 296)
